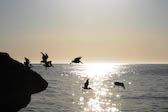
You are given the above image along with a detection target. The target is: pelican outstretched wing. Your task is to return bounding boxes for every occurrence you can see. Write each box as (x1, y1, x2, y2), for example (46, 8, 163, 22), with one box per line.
(41, 52, 45, 58)
(74, 57, 82, 61)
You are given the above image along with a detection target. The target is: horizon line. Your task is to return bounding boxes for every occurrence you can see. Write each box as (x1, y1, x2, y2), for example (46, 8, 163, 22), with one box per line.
(30, 62, 168, 65)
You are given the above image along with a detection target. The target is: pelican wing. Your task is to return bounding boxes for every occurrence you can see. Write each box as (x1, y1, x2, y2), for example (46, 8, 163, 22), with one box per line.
(74, 57, 82, 61)
(41, 52, 45, 58)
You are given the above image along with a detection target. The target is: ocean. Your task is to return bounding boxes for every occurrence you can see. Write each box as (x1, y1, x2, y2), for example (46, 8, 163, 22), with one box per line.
(20, 64, 168, 112)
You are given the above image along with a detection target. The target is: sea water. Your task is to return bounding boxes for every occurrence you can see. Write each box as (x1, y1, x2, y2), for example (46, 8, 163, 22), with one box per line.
(20, 64, 168, 112)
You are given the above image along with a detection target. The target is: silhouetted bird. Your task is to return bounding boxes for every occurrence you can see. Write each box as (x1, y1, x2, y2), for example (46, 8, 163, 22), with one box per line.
(84, 79, 89, 88)
(24, 57, 31, 68)
(70, 57, 83, 64)
(82, 79, 91, 89)
(114, 82, 125, 89)
(41, 52, 48, 64)
(41, 52, 53, 69)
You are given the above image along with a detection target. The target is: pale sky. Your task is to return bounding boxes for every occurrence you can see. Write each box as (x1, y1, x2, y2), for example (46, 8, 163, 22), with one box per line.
(0, 0, 168, 63)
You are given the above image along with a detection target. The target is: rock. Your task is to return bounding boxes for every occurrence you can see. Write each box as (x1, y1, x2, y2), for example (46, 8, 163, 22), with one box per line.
(0, 52, 48, 112)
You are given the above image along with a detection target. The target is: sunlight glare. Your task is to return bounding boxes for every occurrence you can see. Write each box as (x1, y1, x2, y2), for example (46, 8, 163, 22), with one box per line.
(84, 63, 119, 79)
(74, 63, 122, 112)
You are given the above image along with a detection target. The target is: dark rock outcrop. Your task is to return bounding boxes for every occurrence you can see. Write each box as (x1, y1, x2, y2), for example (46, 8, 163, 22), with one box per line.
(0, 52, 48, 112)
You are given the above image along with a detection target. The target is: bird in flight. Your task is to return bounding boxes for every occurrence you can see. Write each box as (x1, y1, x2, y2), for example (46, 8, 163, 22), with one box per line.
(24, 57, 32, 68)
(41, 52, 53, 69)
(70, 56, 83, 64)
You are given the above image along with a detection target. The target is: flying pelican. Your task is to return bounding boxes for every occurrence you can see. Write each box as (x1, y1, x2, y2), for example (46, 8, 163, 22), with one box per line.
(40, 52, 53, 69)
(41, 52, 48, 63)
(82, 79, 92, 89)
(114, 82, 125, 89)
(70, 57, 83, 64)
(24, 57, 31, 68)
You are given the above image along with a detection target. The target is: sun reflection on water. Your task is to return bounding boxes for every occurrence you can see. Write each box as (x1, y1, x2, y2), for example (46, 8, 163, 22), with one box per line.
(72, 63, 124, 112)
(84, 63, 118, 78)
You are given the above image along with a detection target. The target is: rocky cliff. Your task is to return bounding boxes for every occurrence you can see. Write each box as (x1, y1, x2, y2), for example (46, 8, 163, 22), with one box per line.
(0, 52, 48, 111)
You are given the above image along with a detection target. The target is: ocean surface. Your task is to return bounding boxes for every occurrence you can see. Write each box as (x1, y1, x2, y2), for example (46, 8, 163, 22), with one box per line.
(20, 64, 168, 112)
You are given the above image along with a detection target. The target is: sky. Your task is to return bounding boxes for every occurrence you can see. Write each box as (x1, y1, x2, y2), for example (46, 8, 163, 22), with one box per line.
(0, 0, 168, 63)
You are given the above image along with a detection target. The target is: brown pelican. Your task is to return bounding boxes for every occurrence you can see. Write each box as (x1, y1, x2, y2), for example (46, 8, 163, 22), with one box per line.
(40, 52, 53, 69)
(24, 57, 31, 68)
(82, 79, 92, 89)
(114, 82, 125, 89)
(70, 57, 83, 64)
(41, 52, 48, 64)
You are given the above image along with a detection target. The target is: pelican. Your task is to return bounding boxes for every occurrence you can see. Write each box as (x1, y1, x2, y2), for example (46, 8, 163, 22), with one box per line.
(41, 52, 48, 63)
(82, 79, 92, 89)
(114, 82, 125, 89)
(70, 57, 83, 64)
(40, 52, 53, 69)
(24, 57, 31, 68)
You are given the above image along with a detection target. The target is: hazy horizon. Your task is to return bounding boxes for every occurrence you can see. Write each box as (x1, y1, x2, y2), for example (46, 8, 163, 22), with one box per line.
(0, 0, 168, 63)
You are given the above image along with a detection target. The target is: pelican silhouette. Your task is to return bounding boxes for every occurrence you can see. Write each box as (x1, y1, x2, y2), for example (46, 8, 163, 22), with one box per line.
(24, 57, 31, 68)
(70, 57, 83, 64)
(114, 82, 125, 89)
(82, 79, 92, 89)
(41, 52, 48, 63)
(40, 52, 53, 69)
